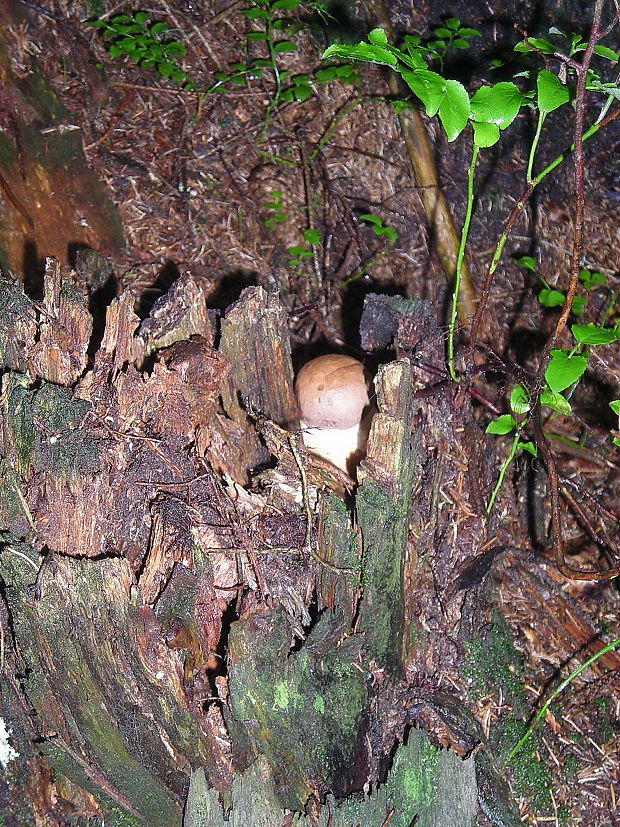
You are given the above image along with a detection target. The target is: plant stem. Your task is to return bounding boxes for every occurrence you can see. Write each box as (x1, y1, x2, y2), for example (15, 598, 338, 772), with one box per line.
(507, 636, 620, 763)
(469, 103, 619, 351)
(486, 430, 522, 514)
(448, 142, 479, 380)
(526, 113, 546, 183)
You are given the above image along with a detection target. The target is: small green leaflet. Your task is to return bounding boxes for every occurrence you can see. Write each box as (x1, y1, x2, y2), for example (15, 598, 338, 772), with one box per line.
(470, 82, 523, 130)
(368, 27, 389, 46)
(472, 121, 499, 147)
(486, 414, 516, 435)
(593, 45, 619, 62)
(243, 7, 270, 18)
(540, 387, 572, 416)
(516, 255, 537, 272)
(510, 384, 530, 414)
(360, 214, 397, 241)
(578, 268, 606, 289)
(274, 40, 297, 53)
(514, 37, 555, 54)
(537, 70, 570, 114)
(303, 228, 321, 244)
(571, 296, 586, 315)
(438, 79, 470, 141)
(322, 41, 398, 68)
(571, 323, 619, 345)
(538, 288, 565, 308)
(400, 69, 446, 117)
(545, 350, 587, 392)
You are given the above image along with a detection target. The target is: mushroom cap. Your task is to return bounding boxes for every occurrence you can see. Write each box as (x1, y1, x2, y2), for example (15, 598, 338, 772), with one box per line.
(295, 354, 372, 429)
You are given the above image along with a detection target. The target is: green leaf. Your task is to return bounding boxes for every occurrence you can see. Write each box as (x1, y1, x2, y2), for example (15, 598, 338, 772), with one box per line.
(286, 82, 312, 100)
(434, 28, 452, 38)
(243, 7, 270, 17)
(360, 213, 397, 242)
(315, 64, 358, 82)
(538, 288, 565, 308)
(486, 414, 517, 435)
(610, 400, 620, 415)
(163, 41, 185, 55)
(151, 21, 168, 33)
(614, 437, 620, 448)
(588, 79, 620, 100)
(472, 120, 500, 147)
(134, 11, 149, 23)
(360, 213, 381, 226)
(458, 28, 482, 38)
(514, 37, 556, 54)
(578, 268, 607, 289)
(158, 61, 173, 77)
(570, 296, 586, 315)
(368, 28, 389, 46)
(510, 384, 530, 414)
(593, 45, 619, 62)
(400, 69, 445, 116)
(445, 18, 460, 29)
(518, 441, 538, 456)
(274, 40, 297, 52)
(470, 82, 523, 130)
(246, 31, 270, 40)
(272, 0, 301, 8)
(540, 387, 572, 416)
(516, 255, 537, 272)
(287, 244, 310, 256)
(171, 69, 187, 83)
(322, 42, 398, 68)
(453, 39, 470, 49)
(380, 226, 397, 242)
(438, 80, 471, 141)
(571, 322, 619, 345)
(303, 228, 321, 244)
(545, 350, 587, 392)
(537, 70, 570, 114)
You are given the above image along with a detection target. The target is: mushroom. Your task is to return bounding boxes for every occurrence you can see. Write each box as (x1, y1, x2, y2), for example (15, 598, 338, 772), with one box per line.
(294, 354, 374, 475)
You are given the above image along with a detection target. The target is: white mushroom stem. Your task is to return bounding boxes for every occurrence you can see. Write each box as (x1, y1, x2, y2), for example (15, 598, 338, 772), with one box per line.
(294, 354, 374, 476)
(300, 421, 366, 474)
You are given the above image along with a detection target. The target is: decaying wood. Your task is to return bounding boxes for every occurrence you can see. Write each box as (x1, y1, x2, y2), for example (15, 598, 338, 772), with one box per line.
(219, 285, 299, 429)
(4, 260, 614, 826)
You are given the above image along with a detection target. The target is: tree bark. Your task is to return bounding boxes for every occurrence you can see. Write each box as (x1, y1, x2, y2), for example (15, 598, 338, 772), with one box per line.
(1, 260, 513, 826)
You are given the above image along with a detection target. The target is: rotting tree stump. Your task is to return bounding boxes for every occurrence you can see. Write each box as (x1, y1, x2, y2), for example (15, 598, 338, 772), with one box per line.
(0, 258, 522, 826)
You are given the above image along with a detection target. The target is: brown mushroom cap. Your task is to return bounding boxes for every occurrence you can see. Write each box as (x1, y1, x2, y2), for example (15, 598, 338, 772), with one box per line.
(295, 354, 372, 429)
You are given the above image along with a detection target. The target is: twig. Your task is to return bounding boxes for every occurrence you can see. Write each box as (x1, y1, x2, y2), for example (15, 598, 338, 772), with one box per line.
(532, 406, 620, 580)
(469, 106, 620, 352)
(531, 0, 620, 581)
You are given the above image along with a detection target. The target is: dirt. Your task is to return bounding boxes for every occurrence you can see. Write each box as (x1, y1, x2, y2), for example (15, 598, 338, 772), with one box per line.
(1, 0, 619, 825)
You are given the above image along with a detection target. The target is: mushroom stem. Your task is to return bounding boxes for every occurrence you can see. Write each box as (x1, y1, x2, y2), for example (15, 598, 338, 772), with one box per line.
(294, 354, 374, 476)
